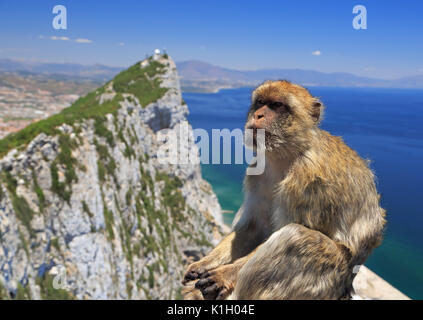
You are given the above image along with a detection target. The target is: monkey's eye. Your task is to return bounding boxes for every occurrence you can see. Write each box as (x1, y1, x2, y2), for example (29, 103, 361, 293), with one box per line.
(256, 99, 265, 107)
(270, 102, 286, 110)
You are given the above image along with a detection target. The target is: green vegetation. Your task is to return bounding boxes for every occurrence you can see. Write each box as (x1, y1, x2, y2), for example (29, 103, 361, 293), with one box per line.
(3, 170, 17, 194)
(126, 281, 133, 299)
(126, 95, 136, 105)
(142, 287, 152, 300)
(136, 161, 212, 257)
(94, 116, 115, 147)
(50, 238, 60, 252)
(104, 206, 115, 240)
(115, 117, 135, 158)
(36, 274, 75, 300)
(139, 159, 155, 198)
(2, 171, 35, 236)
(18, 230, 30, 255)
(147, 264, 156, 288)
(11, 197, 35, 236)
(137, 274, 146, 289)
(130, 125, 139, 144)
(135, 165, 189, 258)
(134, 161, 167, 255)
(121, 218, 134, 276)
(100, 191, 115, 240)
(114, 192, 135, 274)
(32, 169, 46, 213)
(0, 281, 9, 300)
(125, 187, 133, 206)
(127, 128, 137, 146)
(15, 282, 31, 300)
(112, 60, 168, 107)
(81, 201, 93, 218)
(50, 134, 79, 203)
(94, 139, 118, 185)
(2, 277, 74, 300)
(156, 171, 185, 222)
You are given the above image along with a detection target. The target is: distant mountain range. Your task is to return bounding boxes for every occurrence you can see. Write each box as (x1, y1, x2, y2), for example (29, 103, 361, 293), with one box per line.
(0, 58, 122, 81)
(176, 60, 423, 91)
(1, 58, 422, 91)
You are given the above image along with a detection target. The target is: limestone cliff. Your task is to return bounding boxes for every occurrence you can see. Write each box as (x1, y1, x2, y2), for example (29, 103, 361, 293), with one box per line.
(0, 54, 225, 299)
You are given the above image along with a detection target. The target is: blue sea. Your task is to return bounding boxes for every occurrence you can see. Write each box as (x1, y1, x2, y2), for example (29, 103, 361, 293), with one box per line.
(184, 86, 423, 300)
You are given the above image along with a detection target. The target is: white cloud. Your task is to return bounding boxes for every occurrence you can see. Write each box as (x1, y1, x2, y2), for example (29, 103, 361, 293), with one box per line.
(39, 35, 93, 44)
(312, 50, 322, 56)
(118, 42, 125, 46)
(75, 38, 92, 44)
(50, 36, 70, 41)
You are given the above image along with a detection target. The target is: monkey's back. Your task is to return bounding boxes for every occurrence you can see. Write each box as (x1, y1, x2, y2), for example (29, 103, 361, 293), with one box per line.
(280, 129, 386, 264)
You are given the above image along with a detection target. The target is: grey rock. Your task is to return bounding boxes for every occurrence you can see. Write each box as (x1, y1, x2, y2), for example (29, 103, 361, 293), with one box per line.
(0, 54, 225, 300)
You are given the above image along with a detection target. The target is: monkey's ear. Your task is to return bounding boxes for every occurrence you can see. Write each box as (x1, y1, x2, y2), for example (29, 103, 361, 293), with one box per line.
(311, 99, 323, 123)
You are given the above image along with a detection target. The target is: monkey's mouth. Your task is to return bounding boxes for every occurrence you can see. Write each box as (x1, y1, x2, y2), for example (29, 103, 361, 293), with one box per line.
(247, 125, 270, 136)
(245, 125, 269, 149)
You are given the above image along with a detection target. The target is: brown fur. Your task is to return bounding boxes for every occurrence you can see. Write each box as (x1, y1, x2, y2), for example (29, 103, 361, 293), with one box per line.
(182, 80, 386, 300)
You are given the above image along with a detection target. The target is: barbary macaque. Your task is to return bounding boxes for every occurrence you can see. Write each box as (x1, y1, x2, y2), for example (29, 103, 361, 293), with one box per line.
(182, 80, 386, 300)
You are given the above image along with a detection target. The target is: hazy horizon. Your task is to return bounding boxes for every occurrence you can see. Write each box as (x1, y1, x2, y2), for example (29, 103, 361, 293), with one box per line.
(1, 56, 421, 82)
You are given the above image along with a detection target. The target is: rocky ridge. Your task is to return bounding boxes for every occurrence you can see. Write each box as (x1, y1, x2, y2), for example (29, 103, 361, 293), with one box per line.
(0, 54, 225, 299)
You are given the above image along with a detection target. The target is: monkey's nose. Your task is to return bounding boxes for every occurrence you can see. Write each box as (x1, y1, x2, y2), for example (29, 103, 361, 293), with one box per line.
(255, 114, 264, 120)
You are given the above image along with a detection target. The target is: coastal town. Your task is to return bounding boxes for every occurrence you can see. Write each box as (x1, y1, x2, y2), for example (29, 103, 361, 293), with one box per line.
(0, 73, 99, 138)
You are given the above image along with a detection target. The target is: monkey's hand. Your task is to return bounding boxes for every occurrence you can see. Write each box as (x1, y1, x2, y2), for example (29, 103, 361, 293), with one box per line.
(182, 259, 213, 285)
(182, 232, 239, 285)
(194, 264, 238, 300)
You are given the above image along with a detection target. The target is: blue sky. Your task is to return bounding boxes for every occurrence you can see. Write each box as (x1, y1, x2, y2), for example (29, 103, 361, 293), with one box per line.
(0, 0, 422, 79)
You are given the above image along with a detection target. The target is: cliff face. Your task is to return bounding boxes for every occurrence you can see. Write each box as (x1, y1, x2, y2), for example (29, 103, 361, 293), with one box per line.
(0, 54, 225, 299)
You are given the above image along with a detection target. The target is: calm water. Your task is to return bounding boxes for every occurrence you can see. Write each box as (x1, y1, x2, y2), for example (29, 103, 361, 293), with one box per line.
(184, 86, 423, 300)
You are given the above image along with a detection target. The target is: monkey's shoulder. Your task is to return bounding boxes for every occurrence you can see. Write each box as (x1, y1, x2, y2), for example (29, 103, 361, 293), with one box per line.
(316, 130, 372, 174)
(282, 130, 377, 204)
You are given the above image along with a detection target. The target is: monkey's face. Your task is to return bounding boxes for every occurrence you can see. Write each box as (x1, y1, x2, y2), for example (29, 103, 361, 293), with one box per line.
(245, 80, 323, 154)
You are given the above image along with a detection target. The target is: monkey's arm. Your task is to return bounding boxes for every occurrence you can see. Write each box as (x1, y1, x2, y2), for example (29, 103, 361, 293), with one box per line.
(183, 182, 270, 287)
(195, 223, 355, 300)
(182, 232, 237, 284)
(182, 225, 261, 284)
(232, 223, 355, 299)
(194, 247, 259, 300)
(183, 188, 269, 284)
